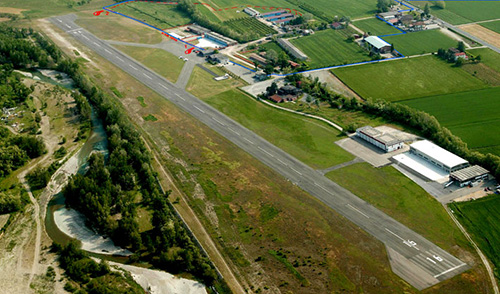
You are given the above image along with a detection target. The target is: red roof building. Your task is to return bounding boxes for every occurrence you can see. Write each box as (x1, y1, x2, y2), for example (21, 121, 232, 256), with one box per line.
(269, 94, 283, 103)
(454, 52, 468, 60)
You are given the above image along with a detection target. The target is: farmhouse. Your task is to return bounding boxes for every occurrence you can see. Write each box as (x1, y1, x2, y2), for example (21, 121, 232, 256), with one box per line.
(331, 22, 343, 30)
(269, 94, 283, 103)
(364, 36, 391, 54)
(244, 7, 260, 17)
(450, 165, 490, 187)
(356, 126, 404, 152)
(454, 52, 468, 61)
(409, 140, 469, 173)
(277, 38, 308, 60)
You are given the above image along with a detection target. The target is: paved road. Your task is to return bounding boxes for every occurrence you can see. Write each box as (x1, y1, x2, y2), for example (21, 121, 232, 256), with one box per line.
(51, 14, 469, 290)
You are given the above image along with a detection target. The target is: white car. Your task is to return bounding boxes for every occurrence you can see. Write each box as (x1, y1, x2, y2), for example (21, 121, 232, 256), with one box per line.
(179, 56, 183, 59)
(184, 58, 188, 62)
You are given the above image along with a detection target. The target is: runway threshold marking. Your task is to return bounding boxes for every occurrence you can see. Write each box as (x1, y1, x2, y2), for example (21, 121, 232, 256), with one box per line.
(193, 105, 205, 113)
(433, 263, 466, 278)
(346, 204, 370, 218)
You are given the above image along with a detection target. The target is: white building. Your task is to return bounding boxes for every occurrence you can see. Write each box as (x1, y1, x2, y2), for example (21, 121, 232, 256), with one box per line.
(409, 140, 469, 173)
(244, 7, 260, 17)
(277, 38, 308, 60)
(356, 126, 404, 152)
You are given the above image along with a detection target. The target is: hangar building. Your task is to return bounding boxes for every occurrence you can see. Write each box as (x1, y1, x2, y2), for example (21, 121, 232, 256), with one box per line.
(409, 140, 469, 173)
(356, 126, 404, 152)
(450, 165, 489, 187)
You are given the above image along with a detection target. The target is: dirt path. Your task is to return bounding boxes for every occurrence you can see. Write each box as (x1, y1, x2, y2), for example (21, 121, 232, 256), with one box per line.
(440, 27, 472, 48)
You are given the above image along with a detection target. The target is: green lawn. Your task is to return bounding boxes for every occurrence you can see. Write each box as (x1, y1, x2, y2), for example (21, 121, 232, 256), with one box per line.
(113, 1, 192, 29)
(203, 89, 354, 169)
(291, 30, 371, 69)
(113, 45, 185, 83)
(259, 41, 289, 58)
(326, 163, 468, 251)
(468, 48, 500, 73)
(413, 1, 500, 25)
(352, 17, 402, 36)
(480, 20, 500, 34)
(401, 87, 500, 155)
(332, 56, 487, 101)
(383, 30, 457, 56)
(0, 0, 109, 19)
(449, 196, 500, 279)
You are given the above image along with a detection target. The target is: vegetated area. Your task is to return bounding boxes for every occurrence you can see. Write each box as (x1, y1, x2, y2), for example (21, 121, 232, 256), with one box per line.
(0, 0, 109, 18)
(65, 17, 493, 294)
(449, 196, 500, 282)
(112, 1, 192, 29)
(75, 13, 163, 44)
(223, 17, 275, 36)
(326, 163, 469, 251)
(413, 1, 500, 25)
(383, 30, 457, 56)
(352, 17, 402, 36)
(112, 45, 185, 83)
(401, 87, 500, 157)
(470, 48, 500, 73)
(332, 56, 487, 101)
(480, 20, 500, 34)
(291, 29, 371, 69)
(186, 67, 354, 169)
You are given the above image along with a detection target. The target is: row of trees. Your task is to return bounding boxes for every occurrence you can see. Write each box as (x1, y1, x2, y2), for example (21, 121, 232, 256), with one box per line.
(286, 74, 500, 179)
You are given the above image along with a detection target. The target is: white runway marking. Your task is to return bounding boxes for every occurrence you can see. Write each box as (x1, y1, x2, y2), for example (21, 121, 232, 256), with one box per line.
(143, 73, 152, 80)
(315, 183, 331, 194)
(130, 65, 138, 70)
(65, 24, 71, 29)
(229, 128, 240, 136)
(257, 146, 274, 157)
(81, 35, 89, 40)
(193, 105, 205, 113)
(93, 42, 101, 47)
(213, 118, 225, 126)
(160, 84, 168, 90)
(385, 228, 405, 241)
(116, 56, 124, 62)
(290, 167, 302, 176)
(175, 93, 185, 101)
(243, 138, 254, 145)
(277, 158, 287, 166)
(68, 28, 82, 33)
(426, 257, 437, 264)
(57, 19, 62, 22)
(346, 204, 370, 218)
(433, 263, 466, 278)
(105, 49, 112, 54)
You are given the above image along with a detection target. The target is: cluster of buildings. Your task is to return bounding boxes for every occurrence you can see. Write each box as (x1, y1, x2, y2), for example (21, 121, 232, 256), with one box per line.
(377, 11, 439, 32)
(268, 85, 301, 103)
(356, 126, 490, 187)
(187, 24, 237, 48)
(244, 7, 296, 25)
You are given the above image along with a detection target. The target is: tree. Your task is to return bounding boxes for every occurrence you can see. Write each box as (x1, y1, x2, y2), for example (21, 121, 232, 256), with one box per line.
(377, 0, 390, 12)
(264, 64, 274, 75)
(476, 55, 482, 63)
(266, 49, 278, 65)
(424, 3, 430, 16)
(457, 41, 465, 52)
(435, 1, 446, 9)
(455, 57, 465, 67)
(266, 82, 278, 96)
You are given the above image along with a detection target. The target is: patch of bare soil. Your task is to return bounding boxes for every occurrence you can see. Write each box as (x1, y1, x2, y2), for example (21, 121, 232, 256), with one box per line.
(0, 7, 26, 14)
(458, 24, 500, 48)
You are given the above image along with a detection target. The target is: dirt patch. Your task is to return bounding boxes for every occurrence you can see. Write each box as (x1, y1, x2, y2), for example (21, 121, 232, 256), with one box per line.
(307, 70, 360, 99)
(0, 7, 26, 14)
(0, 17, 10, 22)
(453, 190, 493, 203)
(458, 24, 500, 48)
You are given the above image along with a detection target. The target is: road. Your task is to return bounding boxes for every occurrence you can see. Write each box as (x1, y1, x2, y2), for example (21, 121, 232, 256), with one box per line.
(51, 14, 469, 290)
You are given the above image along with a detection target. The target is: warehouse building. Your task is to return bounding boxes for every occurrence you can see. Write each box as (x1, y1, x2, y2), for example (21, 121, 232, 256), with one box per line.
(450, 165, 489, 187)
(261, 9, 287, 19)
(244, 7, 260, 17)
(356, 126, 404, 152)
(364, 36, 392, 54)
(205, 32, 237, 47)
(409, 140, 469, 173)
(277, 38, 308, 60)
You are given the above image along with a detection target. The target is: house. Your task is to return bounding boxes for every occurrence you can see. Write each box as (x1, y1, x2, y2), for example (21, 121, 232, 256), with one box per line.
(449, 47, 460, 54)
(388, 18, 399, 24)
(399, 14, 414, 25)
(410, 21, 425, 31)
(269, 94, 284, 103)
(207, 54, 229, 65)
(454, 52, 468, 61)
(283, 94, 298, 102)
(288, 60, 300, 68)
(278, 85, 300, 95)
(378, 11, 401, 19)
(364, 36, 392, 54)
(249, 53, 268, 65)
(331, 22, 343, 30)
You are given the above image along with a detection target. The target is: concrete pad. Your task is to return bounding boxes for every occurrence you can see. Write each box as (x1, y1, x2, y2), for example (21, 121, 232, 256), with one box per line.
(392, 153, 449, 182)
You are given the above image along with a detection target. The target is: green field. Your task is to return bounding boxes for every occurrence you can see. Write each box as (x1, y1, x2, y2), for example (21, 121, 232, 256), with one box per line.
(450, 196, 500, 279)
(259, 41, 289, 57)
(326, 163, 468, 251)
(413, 1, 500, 25)
(113, 45, 185, 83)
(480, 20, 500, 34)
(113, 1, 192, 29)
(333, 56, 487, 101)
(352, 17, 402, 36)
(0, 0, 109, 18)
(468, 48, 500, 73)
(291, 30, 370, 68)
(383, 30, 457, 56)
(223, 17, 276, 36)
(401, 87, 500, 155)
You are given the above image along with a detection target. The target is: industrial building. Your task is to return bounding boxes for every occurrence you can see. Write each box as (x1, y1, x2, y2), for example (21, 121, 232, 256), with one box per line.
(409, 140, 469, 173)
(277, 38, 308, 60)
(187, 24, 211, 35)
(356, 126, 404, 152)
(205, 32, 237, 47)
(450, 165, 489, 187)
(243, 7, 260, 17)
(261, 9, 287, 19)
(364, 36, 392, 54)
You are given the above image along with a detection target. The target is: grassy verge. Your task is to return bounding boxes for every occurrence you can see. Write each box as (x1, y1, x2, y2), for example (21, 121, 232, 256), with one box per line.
(269, 250, 309, 286)
(353, 17, 402, 36)
(326, 163, 470, 251)
(113, 1, 192, 29)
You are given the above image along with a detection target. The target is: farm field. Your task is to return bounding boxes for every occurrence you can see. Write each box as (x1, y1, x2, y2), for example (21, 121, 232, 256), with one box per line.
(383, 30, 457, 56)
(401, 87, 500, 155)
(326, 163, 468, 251)
(291, 29, 371, 69)
(223, 17, 276, 36)
(459, 24, 500, 49)
(449, 196, 500, 283)
(352, 17, 402, 36)
(112, 45, 185, 83)
(0, 0, 109, 18)
(480, 20, 500, 34)
(413, 1, 500, 25)
(468, 48, 500, 73)
(332, 56, 487, 101)
(112, 1, 192, 29)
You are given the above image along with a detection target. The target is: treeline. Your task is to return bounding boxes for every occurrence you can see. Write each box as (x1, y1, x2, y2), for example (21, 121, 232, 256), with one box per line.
(286, 74, 500, 179)
(52, 241, 144, 294)
(56, 45, 225, 289)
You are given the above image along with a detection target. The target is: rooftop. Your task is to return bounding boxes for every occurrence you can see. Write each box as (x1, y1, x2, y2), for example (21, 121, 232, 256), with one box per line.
(450, 165, 489, 182)
(261, 9, 287, 17)
(364, 36, 391, 49)
(410, 140, 469, 169)
(356, 126, 403, 146)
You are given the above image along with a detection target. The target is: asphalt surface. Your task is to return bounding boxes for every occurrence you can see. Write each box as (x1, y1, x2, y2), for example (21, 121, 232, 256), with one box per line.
(50, 14, 469, 290)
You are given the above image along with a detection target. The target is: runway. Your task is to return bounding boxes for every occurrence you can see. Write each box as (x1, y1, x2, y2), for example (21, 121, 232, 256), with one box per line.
(50, 14, 469, 290)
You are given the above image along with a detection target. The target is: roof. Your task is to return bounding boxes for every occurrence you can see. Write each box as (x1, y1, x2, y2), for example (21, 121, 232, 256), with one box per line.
(364, 36, 391, 49)
(356, 126, 403, 146)
(455, 52, 467, 56)
(378, 11, 399, 18)
(277, 38, 308, 60)
(249, 53, 268, 64)
(388, 18, 398, 24)
(269, 94, 283, 103)
(450, 165, 489, 182)
(261, 10, 287, 17)
(275, 16, 296, 24)
(410, 140, 469, 169)
(331, 22, 342, 28)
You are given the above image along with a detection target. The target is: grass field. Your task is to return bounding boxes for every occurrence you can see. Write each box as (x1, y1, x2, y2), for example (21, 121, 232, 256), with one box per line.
(113, 45, 185, 83)
(480, 20, 500, 34)
(352, 17, 402, 36)
(326, 163, 469, 251)
(113, 1, 192, 29)
(332, 56, 487, 101)
(259, 41, 289, 57)
(413, 1, 500, 25)
(223, 17, 275, 36)
(450, 196, 500, 280)
(0, 0, 109, 18)
(291, 29, 371, 69)
(468, 48, 500, 73)
(383, 30, 457, 56)
(401, 87, 500, 155)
